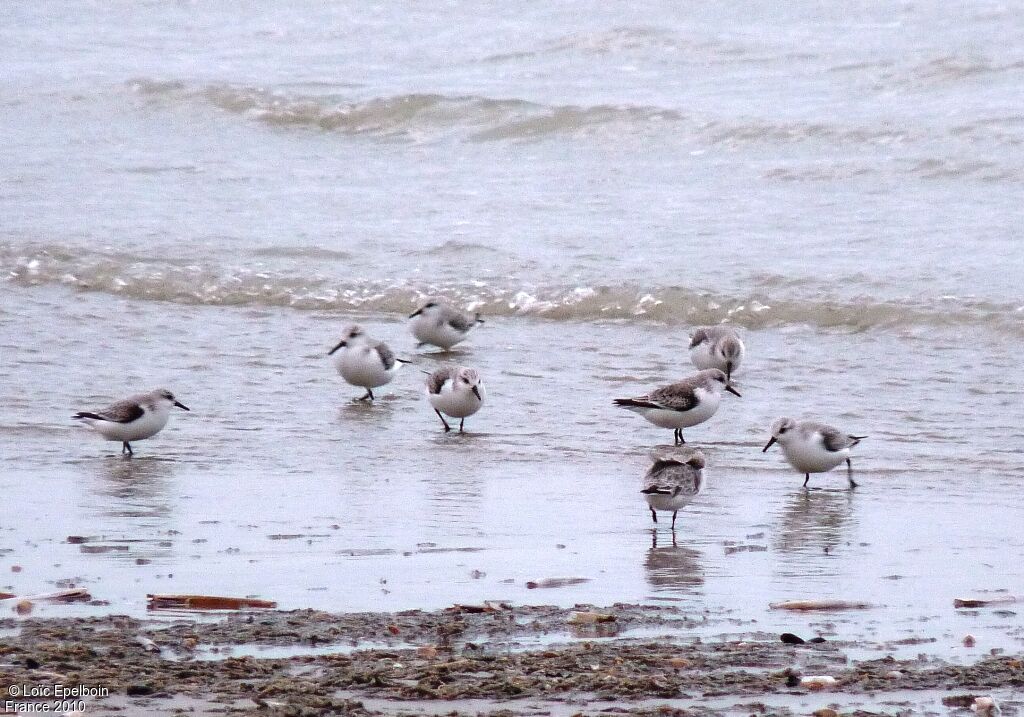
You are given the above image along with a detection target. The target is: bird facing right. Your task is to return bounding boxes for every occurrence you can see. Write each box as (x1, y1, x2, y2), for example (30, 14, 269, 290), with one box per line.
(408, 300, 483, 351)
(614, 368, 741, 445)
(425, 365, 485, 432)
(763, 417, 866, 489)
(73, 388, 190, 456)
(641, 450, 706, 529)
(689, 325, 745, 382)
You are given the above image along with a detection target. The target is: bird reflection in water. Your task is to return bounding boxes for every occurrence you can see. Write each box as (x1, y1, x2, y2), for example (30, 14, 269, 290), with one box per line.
(84, 457, 176, 563)
(643, 529, 704, 594)
(93, 456, 174, 520)
(773, 488, 855, 559)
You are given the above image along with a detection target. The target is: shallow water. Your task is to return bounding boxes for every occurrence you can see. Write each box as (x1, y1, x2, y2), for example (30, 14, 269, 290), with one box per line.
(2, 0, 1023, 661)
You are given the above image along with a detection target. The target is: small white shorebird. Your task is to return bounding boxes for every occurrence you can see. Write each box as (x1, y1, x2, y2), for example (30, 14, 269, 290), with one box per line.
(614, 368, 741, 445)
(328, 324, 409, 401)
(689, 325, 745, 382)
(641, 450, 706, 529)
(73, 388, 190, 456)
(425, 365, 485, 432)
(408, 300, 484, 351)
(762, 417, 867, 489)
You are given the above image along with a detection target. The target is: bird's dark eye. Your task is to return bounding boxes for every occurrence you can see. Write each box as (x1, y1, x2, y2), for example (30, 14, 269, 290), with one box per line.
(779, 426, 787, 434)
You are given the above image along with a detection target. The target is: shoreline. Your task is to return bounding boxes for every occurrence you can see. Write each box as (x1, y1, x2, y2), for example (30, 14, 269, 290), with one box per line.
(1, 603, 1019, 716)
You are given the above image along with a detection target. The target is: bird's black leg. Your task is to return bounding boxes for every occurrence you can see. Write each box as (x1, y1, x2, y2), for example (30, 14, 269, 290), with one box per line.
(847, 458, 858, 489)
(358, 389, 374, 401)
(435, 409, 451, 433)
(650, 507, 657, 524)
(671, 511, 678, 530)
(803, 473, 810, 487)
(122, 441, 133, 456)
(459, 418, 465, 433)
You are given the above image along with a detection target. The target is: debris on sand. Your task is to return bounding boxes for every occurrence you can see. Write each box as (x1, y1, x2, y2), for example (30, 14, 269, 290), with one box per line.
(769, 599, 872, 611)
(955, 596, 1020, 609)
(146, 593, 276, 610)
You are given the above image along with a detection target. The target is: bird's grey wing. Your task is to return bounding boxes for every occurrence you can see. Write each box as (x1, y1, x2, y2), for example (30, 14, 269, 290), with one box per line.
(96, 399, 145, 423)
(374, 342, 397, 370)
(425, 367, 453, 394)
(644, 461, 700, 495)
(647, 458, 684, 477)
(445, 310, 474, 333)
(707, 326, 737, 340)
(649, 382, 698, 411)
(816, 424, 855, 452)
(688, 328, 709, 348)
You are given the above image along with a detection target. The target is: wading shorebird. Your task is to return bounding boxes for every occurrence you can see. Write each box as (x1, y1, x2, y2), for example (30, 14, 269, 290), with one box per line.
(74, 388, 190, 456)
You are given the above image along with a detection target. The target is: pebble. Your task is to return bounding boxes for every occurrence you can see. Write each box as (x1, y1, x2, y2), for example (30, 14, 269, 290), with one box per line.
(800, 675, 837, 690)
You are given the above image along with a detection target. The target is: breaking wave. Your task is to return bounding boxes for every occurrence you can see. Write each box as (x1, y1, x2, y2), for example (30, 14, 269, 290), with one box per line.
(127, 78, 681, 142)
(3, 245, 1021, 335)
(125, 78, 971, 147)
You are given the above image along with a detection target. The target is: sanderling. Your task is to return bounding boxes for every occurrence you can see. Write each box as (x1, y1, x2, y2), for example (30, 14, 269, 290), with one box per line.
(328, 324, 409, 401)
(641, 450, 705, 529)
(425, 365, 485, 432)
(73, 388, 189, 455)
(614, 368, 741, 445)
(689, 326, 745, 382)
(762, 417, 866, 488)
(408, 300, 483, 351)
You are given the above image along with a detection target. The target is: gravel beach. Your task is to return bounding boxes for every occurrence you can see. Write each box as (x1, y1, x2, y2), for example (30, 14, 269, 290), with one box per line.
(2, 603, 1020, 716)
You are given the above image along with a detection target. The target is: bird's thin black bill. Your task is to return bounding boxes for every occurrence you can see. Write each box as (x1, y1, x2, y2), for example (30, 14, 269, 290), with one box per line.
(762, 436, 777, 452)
(174, 401, 190, 411)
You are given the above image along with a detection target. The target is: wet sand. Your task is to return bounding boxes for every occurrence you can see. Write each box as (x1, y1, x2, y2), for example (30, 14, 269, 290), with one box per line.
(1, 603, 1021, 716)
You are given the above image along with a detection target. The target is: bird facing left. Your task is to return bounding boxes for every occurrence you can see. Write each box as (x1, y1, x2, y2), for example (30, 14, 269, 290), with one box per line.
(328, 324, 409, 401)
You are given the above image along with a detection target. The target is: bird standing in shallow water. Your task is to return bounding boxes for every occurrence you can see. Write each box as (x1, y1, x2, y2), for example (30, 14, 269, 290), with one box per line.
(328, 325, 408, 401)
(641, 450, 705, 530)
(408, 300, 483, 351)
(614, 368, 741, 445)
(689, 325, 745, 382)
(763, 417, 866, 488)
(425, 365, 485, 432)
(73, 388, 190, 456)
